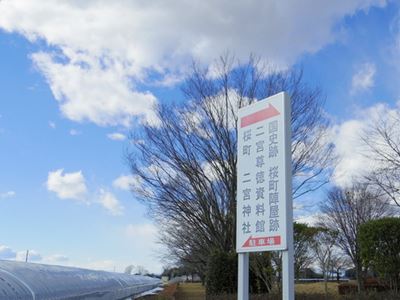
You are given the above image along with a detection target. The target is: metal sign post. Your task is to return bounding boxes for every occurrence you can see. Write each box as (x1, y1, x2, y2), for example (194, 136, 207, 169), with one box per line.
(237, 253, 249, 300)
(237, 92, 294, 300)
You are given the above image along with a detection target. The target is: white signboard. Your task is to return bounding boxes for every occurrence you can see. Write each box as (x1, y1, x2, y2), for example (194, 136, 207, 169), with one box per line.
(236, 92, 291, 253)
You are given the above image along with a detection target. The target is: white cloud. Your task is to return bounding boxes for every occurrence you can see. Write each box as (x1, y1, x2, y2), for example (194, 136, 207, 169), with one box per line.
(78, 256, 161, 274)
(32, 51, 157, 127)
(332, 120, 369, 186)
(332, 102, 399, 187)
(46, 169, 87, 201)
(201, 160, 232, 181)
(44, 254, 69, 263)
(0, 245, 136, 273)
(0, 242, 160, 273)
(0, 245, 16, 259)
(351, 62, 376, 93)
(47, 170, 127, 215)
(0, 191, 16, 199)
(69, 129, 81, 136)
(98, 190, 124, 216)
(0, 246, 68, 265)
(107, 132, 126, 141)
(294, 213, 322, 226)
(188, 89, 248, 132)
(112, 174, 137, 190)
(125, 223, 158, 239)
(201, 162, 219, 181)
(124, 223, 163, 269)
(16, 250, 42, 262)
(0, 244, 71, 266)
(124, 223, 161, 258)
(80, 259, 119, 272)
(388, 11, 400, 73)
(0, 0, 386, 127)
(48, 121, 56, 129)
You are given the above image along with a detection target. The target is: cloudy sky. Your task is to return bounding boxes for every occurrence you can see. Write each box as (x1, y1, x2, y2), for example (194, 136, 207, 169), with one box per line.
(0, 0, 399, 273)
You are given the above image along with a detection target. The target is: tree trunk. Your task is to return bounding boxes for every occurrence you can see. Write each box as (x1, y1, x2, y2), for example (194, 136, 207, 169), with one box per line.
(355, 264, 364, 293)
(324, 267, 328, 300)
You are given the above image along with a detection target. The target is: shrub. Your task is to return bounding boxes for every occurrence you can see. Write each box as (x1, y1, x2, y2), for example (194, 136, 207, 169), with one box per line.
(359, 217, 400, 292)
(206, 250, 237, 295)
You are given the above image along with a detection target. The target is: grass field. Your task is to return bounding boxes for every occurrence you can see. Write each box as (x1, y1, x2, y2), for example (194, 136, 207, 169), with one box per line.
(174, 282, 341, 297)
(296, 282, 340, 295)
(178, 283, 341, 299)
(175, 283, 205, 299)
(140, 282, 400, 300)
(141, 282, 341, 299)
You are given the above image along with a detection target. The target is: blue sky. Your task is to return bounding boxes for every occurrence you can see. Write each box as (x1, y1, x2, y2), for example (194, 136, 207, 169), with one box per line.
(0, 1, 399, 273)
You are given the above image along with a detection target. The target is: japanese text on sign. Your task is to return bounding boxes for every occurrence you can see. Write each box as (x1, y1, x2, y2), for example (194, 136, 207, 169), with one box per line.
(237, 93, 289, 253)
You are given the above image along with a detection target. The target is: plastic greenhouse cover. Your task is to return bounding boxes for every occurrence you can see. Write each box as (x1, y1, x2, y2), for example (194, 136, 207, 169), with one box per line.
(0, 260, 161, 300)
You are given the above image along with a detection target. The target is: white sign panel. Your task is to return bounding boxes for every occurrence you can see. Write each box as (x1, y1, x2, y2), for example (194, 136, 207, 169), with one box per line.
(236, 92, 291, 253)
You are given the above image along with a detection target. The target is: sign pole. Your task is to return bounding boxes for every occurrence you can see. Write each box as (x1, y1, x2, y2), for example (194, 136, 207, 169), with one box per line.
(238, 253, 249, 300)
(282, 92, 294, 300)
(282, 236, 294, 299)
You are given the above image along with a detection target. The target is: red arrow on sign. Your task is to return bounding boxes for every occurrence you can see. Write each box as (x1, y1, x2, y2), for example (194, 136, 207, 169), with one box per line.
(240, 104, 280, 128)
(242, 235, 281, 248)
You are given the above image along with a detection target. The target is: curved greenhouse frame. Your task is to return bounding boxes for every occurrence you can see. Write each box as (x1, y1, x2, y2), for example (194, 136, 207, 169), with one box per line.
(0, 260, 160, 299)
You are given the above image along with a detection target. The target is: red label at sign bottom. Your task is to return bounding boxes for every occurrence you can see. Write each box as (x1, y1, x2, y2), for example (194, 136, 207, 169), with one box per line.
(242, 236, 281, 248)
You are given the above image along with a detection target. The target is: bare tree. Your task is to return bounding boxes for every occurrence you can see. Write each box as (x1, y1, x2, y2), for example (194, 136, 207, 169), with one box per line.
(134, 265, 149, 275)
(311, 228, 337, 299)
(127, 55, 334, 282)
(124, 264, 148, 275)
(293, 222, 318, 279)
(320, 182, 393, 292)
(250, 252, 274, 292)
(124, 265, 134, 275)
(329, 251, 352, 282)
(362, 110, 400, 207)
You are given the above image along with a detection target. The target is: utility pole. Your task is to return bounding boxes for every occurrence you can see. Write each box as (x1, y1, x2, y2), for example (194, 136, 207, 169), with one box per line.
(25, 250, 29, 262)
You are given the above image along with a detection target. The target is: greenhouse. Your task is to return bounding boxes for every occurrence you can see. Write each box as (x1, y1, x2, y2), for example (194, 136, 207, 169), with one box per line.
(0, 260, 161, 299)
